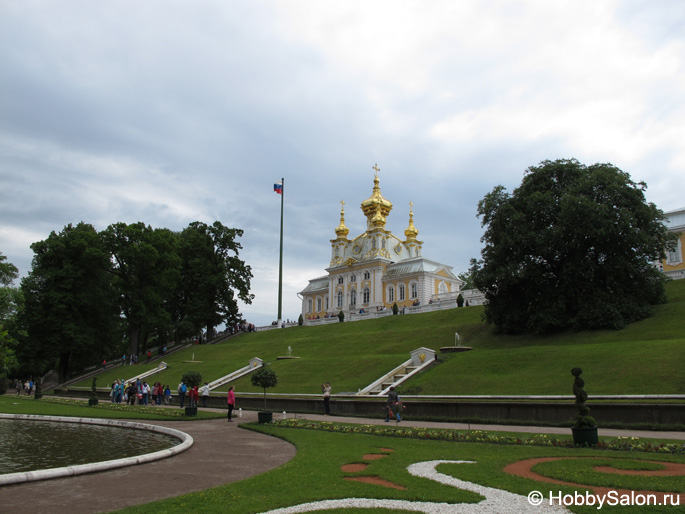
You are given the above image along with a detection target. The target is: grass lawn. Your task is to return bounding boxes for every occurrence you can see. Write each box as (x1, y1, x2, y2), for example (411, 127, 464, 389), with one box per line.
(115, 421, 685, 514)
(69, 280, 685, 397)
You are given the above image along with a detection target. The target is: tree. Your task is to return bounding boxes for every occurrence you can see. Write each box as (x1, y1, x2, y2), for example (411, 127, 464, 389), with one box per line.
(471, 159, 674, 334)
(251, 365, 278, 412)
(19, 223, 120, 382)
(0, 252, 21, 376)
(101, 222, 181, 356)
(176, 221, 253, 341)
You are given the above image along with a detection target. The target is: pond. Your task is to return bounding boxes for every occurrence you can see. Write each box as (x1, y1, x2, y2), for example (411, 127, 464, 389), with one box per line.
(0, 419, 178, 473)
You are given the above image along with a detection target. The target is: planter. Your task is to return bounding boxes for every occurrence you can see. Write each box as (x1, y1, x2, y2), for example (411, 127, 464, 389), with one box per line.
(184, 407, 198, 417)
(258, 411, 273, 424)
(572, 426, 598, 446)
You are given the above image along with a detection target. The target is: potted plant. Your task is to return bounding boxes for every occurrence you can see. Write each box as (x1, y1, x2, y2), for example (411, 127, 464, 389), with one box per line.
(251, 365, 278, 423)
(571, 367, 598, 445)
(182, 370, 202, 416)
(88, 377, 99, 406)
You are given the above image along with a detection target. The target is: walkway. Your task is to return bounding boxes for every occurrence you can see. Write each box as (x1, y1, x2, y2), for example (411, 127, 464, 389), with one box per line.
(0, 409, 295, 514)
(1, 408, 683, 514)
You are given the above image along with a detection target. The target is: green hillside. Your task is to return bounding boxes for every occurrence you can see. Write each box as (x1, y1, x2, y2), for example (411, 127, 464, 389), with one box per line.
(74, 280, 685, 396)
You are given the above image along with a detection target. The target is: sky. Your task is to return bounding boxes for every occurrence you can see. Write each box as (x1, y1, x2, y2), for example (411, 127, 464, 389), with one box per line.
(1, 0, 684, 327)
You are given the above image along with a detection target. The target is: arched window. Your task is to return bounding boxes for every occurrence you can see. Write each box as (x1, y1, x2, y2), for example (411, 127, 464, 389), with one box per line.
(410, 282, 418, 299)
(316, 297, 322, 312)
(363, 287, 370, 304)
(337, 291, 343, 308)
(439, 281, 448, 295)
(399, 284, 405, 301)
(388, 286, 395, 303)
(350, 274, 356, 282)
(324, 296, 329, 310)
(338, 276, 344, 285)
(350, 289, 356, 305)
(307, 299, 313, 313)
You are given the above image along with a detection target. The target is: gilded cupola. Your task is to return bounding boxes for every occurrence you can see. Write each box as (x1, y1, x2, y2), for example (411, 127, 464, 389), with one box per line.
(334, 200, 349, 240)
(404, 201, 420, 242)
(361, 164, 392, 232)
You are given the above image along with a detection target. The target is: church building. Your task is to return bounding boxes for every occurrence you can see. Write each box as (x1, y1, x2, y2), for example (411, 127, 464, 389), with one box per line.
(299, 169, 463, 321)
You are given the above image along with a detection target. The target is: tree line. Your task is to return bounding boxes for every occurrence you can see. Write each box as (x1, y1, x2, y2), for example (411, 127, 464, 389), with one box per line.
(1, 220, 253, 383)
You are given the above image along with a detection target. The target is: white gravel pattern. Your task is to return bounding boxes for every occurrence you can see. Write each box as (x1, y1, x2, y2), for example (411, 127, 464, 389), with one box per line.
(260, 460, 571, 513)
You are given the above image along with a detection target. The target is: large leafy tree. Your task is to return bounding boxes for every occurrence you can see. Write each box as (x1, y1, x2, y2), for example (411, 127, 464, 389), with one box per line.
(19, 224, 120, 381)
(471, 159, 674, 334)
(0, 252, 21, 376)
(176, 221, 254, 340)
(101, 222, 181, 356)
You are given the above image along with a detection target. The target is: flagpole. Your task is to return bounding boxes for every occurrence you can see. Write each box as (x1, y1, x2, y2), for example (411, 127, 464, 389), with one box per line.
(277, 177, 284, 326)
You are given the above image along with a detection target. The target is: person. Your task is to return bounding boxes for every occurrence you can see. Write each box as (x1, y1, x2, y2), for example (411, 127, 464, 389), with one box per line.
(14, 379, 21, 395)
(227, 386, 235, 422)
(164, 384, 171, 405)
(322, 382, 332, 415)
(127, 382, 137, 405)
(146, 350, 152, 363)
(121, 354, 126, 366)
(385, 386, 401, 422)
(201, 382, 210, 407)
(178, 381, 187, 408)
(190, 385, 199, 407)
(141, 381, 149, 405)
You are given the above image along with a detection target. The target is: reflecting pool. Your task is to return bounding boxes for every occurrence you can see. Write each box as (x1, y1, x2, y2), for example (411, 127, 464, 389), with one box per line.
(0, 419, 177, 473)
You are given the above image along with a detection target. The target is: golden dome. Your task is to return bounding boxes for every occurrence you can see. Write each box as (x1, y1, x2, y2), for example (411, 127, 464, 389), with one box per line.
(361, 165, 392, 231)
(404, 201, 419, 241)
(334, 200, 349, 239)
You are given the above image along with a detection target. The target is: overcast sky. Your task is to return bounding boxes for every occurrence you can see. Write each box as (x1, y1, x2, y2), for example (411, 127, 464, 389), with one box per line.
(1, 1, 683, 326)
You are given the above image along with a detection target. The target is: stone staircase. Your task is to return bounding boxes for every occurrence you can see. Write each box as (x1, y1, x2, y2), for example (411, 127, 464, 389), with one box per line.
(357, 347, 437, 396)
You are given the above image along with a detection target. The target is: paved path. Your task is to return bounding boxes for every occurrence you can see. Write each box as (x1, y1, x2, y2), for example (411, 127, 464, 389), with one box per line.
(0, 410, 295, 514)
(1, 407, 683, 514)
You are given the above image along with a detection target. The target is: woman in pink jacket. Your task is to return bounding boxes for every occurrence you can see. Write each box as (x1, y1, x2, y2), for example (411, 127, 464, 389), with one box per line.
(227, 386, 235, 422)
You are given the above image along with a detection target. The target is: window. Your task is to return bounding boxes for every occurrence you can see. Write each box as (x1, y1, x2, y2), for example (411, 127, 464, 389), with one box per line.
(338, 276, 344, 285)
(363, 287, 370, 304)
(316, 298, 322, 312)
(388, 286, 395, 303)
(325, 296, 329, 310)
(307, 299, 313, 313)
(350, 274, 356, 282)
(337, 291, 343, 308)
(399, 284, 405, 301)
(381, 238, 386, 249)
(410, 283, 418, 299)
(667, 238, 682, 264)
(350, 289, 356, 305)
(363, 271, 370, 280)
(439, 281, 448, 295)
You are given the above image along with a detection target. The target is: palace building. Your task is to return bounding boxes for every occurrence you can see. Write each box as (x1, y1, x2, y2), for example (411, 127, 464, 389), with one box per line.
(660, 207, 685, 280)
(299, 170, 465, 322)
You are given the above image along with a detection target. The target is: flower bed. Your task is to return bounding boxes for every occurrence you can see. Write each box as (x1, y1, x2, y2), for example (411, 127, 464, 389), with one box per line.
(271, 419, 685, 454)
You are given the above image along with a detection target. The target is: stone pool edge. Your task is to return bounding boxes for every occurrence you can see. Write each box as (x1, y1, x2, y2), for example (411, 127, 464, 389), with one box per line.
(0, 413, 194, 486)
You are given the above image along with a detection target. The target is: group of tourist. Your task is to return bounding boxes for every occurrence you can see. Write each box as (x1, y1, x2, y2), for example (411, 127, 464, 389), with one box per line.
(14, 378, 34, 395)
(109, 379, 171, 406)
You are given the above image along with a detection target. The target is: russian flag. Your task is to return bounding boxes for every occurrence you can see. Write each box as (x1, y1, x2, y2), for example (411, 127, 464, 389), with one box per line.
(274, 181, 283, 194)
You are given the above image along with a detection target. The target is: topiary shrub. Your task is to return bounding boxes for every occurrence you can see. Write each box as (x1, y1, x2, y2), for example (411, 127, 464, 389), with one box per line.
(181, 371, 202, 389)
(457, 294, 464, 307)
(251, 365, 278, 412)
(392, 302, 399, 315)
(88, 377, 99, 406)
(338, 310, 344, 322)
(298, 314, 303, 326)
(571, 367, 596, 428)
